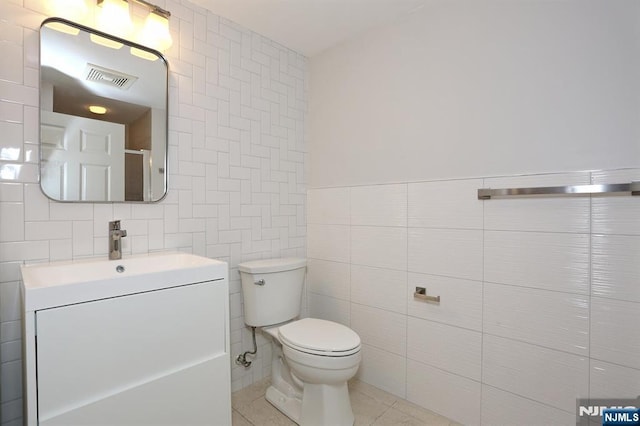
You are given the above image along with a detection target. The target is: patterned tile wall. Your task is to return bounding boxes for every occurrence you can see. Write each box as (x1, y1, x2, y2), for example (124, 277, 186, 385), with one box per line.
(0, 1, 307, 424)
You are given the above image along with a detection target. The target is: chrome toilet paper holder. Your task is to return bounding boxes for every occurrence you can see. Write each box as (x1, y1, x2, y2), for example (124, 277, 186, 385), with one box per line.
(414, 287, 440, 303)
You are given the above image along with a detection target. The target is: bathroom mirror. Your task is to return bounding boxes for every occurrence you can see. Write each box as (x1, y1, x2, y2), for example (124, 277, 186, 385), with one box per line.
(39, 18, 168, 202)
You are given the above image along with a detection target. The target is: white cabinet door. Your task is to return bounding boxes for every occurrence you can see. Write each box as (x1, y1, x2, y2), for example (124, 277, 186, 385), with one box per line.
(35, 280, 230, 425)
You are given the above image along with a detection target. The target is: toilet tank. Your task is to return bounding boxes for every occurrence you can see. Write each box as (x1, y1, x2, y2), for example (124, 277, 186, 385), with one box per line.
(238, 258, 307, 327)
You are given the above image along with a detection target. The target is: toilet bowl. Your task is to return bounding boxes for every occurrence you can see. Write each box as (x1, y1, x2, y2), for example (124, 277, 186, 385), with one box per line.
(264, 318, 361, 426)
(238, 258, 362, 426)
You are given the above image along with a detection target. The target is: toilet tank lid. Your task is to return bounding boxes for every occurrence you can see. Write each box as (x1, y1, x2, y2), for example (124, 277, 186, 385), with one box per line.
(238, 258, 306, 274)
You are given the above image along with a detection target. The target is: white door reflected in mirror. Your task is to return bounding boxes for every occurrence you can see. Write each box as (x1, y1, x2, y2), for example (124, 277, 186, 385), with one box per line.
(41, 111, 125, 201)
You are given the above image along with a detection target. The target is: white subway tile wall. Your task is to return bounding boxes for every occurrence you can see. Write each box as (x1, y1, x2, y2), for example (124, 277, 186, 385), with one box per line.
(408, 179, 483, 230)
(407, 317, 482, 381)
(351, 226, 407, 271)
(482, 334, 589, 413)
(307, 170, 640, 425)
(481, 385, 576, 426)
(307, 187, 350, 225)
(590, 360, 640, 398)
(351, 303, 407, 357)
(0, 0, 307, 423)
(408, 227, 483, 280)
(407, 359, 482, 425)
(407, 273, 482, 331)
(351, 265, 407, 314)
(483, 283, 590, 356)
(591, 298, 640, 370)
(358, 344, 407, 398)
(484, 230, 590, 294)
(483, 173, 591, 233)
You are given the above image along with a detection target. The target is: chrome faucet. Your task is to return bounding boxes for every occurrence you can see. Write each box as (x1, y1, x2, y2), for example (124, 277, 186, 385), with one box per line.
(108, 220, 127, 260)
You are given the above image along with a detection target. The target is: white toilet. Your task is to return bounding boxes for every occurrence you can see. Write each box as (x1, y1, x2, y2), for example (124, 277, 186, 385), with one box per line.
(238, 258, 361, 426)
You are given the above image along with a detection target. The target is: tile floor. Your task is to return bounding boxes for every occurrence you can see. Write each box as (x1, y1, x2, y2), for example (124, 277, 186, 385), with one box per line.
(232, 378, 460, 426)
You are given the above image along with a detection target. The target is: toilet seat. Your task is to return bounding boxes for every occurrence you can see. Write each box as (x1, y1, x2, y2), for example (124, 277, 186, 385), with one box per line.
(278, 318, 361, 357)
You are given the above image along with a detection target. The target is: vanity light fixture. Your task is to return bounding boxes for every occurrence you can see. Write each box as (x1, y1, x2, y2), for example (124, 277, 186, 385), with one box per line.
(138, 9, 173, 51)
(95, 0, 172, 52)
(49, 0, 89, 24)
(96, 0, 133, 40)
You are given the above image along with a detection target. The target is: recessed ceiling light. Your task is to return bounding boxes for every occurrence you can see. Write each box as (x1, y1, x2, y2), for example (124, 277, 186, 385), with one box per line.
(89, 105, 107, 114)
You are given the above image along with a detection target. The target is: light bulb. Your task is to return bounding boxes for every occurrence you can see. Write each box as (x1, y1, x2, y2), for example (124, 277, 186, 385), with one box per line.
(96, 0, 132, 40)
(89, 105, 107, 114)
(139, 12, 172, 51)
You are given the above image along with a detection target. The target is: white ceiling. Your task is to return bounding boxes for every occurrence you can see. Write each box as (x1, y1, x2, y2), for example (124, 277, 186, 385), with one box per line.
(189, 0, 428, 57)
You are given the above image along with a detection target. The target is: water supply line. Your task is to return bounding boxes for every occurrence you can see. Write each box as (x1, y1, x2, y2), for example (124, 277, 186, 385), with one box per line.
(235, 326, 257, 367)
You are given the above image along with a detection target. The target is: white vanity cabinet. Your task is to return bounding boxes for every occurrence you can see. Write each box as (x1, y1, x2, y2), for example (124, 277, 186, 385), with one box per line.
(21, 253, 230, 426)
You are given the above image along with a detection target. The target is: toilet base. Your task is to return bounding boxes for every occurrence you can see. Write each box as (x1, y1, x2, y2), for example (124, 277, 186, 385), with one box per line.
(266, 383, 355, 426)
(300, 382, 354, 426)
(262, 323, 358, 426)
(266, 385, 302, 424)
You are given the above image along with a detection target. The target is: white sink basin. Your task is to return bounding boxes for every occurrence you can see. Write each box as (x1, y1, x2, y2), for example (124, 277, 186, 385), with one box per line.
(21, 252, 227, 311)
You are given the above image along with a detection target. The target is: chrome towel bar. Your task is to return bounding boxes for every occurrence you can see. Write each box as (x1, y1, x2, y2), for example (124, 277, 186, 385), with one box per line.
(478, 182, 640, 200)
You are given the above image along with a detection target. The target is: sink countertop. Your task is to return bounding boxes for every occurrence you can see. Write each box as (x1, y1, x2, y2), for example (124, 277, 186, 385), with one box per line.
(21, 252, 228, 311)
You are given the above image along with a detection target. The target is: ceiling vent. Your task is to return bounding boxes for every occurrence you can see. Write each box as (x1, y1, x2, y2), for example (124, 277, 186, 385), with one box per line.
(85, 64, 138, 90)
